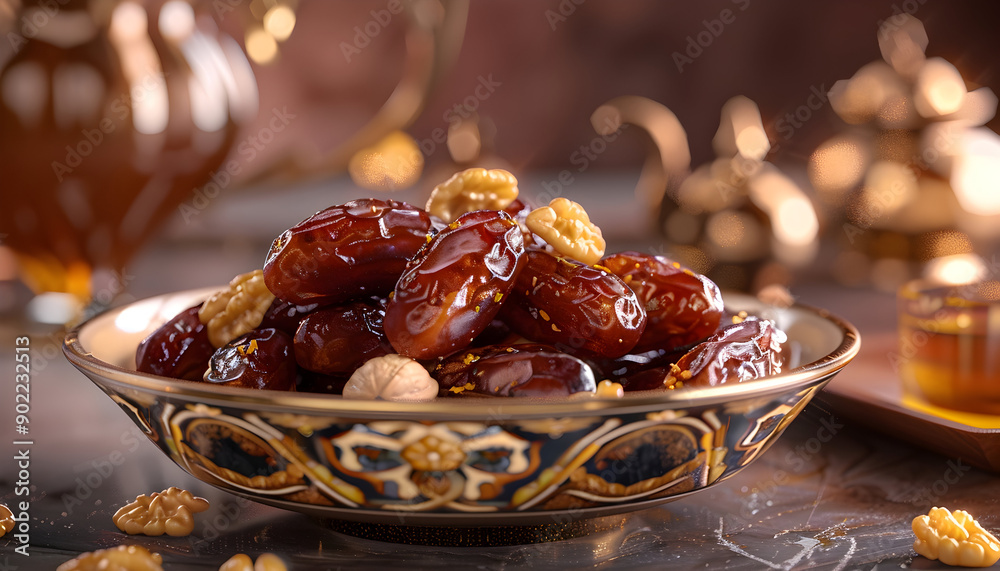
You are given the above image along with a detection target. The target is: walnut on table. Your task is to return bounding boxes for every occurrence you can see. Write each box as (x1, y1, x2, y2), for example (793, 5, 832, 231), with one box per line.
(113, 486, 210, 537)
(57, 545, 163, 571)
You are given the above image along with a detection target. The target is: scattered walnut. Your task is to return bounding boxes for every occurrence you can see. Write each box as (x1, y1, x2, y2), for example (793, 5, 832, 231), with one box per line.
(425, 167, 519, 223)
(525, 198, 606, 265)
(595, 380, 624, 398)
(57, 545, 163, 571)
(113, 486, 210, 537)
(342, 354, 438, 402)
(220, 553, 287, 571)
(0, 504, 13, 537)
(199, 270, 276, 347)
(913, 507, 1000, 567)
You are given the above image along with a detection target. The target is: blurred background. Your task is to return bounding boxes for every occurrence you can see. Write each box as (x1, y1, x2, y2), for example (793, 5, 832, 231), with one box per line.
(2, 0, 1000, 322)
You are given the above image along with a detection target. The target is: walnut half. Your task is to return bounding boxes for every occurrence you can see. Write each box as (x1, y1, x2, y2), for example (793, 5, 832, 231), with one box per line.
(525, 198, 606, 265)
(199, 270, 276, 348)
(57, 545, 163, 571)
(425, 167, 520, 223)
(220, 553, 288, 571)
(113, 486, 210, 537)
(342, 354, 438, 402)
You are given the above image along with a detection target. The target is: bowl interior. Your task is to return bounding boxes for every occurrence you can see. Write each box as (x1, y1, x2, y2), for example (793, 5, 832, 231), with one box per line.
(68, 288, 859, 417)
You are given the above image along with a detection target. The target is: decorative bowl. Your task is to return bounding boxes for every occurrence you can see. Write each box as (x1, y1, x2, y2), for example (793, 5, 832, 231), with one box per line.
(64, 287, 859, 530)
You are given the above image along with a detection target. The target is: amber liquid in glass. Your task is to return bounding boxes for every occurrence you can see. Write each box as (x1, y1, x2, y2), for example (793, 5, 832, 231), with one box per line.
(898, 283, 1000, 414)
(0, 2, 247, 302)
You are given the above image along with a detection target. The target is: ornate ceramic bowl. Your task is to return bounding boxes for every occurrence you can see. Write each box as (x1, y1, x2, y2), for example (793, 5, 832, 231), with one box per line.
(64, 288, 859, 529)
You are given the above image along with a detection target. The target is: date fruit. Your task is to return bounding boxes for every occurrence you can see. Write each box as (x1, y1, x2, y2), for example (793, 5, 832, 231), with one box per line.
(501, 250, 646, 358)
(384, 209, 525, 359)
(263, 199, 434, 305)
(586, 345, 691, 392)
(601, 252, 723, 352)
(294, 302, 393, 375)
(204, 328, 296, 391)
(665, 317, 785, 388)
(434, 344, 597, 397)
(136, 305, 215, 381)
(260, 298, 324, 335)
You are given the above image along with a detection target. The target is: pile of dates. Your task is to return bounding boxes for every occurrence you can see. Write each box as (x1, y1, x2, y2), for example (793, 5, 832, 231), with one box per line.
(136, 169, 785, 400)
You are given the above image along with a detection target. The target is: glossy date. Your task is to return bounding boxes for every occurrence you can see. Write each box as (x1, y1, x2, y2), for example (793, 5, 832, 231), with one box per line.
(601, 252, 723, 352)
(260, 298, 324, 335)
(135, 305, 215, 381)
(666, 317, 784, 388)
(263, 199, 433, 305)
(500, 250, 646, 358)
(586, 345, 691, 392)
(294, 302, 393, 375)
(434, 344, 597, 397)
(205, 328, 296, 391)
(384, 209, 525, 359)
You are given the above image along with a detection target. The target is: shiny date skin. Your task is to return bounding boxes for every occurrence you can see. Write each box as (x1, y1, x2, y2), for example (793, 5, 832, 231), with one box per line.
(135, 305, 215, 381)
(586, 345, 691, 392)
(205, 328, 296, 391)
(384, 209, 525, 359)
(601, 252, 723, 353)
(667, 317, 785, 388)
(500, 250, 646, 358)
(260, 298, 324, 335)
(294, 302, 393, 375)
(263, 199, 434, 305)
(434, 344, 596, 397)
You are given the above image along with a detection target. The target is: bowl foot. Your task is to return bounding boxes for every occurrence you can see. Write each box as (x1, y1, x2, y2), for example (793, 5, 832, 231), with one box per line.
(322, 514, 632, 546)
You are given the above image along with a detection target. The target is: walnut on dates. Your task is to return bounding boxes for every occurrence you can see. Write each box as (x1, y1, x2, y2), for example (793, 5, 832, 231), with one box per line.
(424, 167, 520, 223)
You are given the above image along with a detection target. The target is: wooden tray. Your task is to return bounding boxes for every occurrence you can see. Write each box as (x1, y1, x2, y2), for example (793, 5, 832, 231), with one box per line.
(819, 331, 1000, 473)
